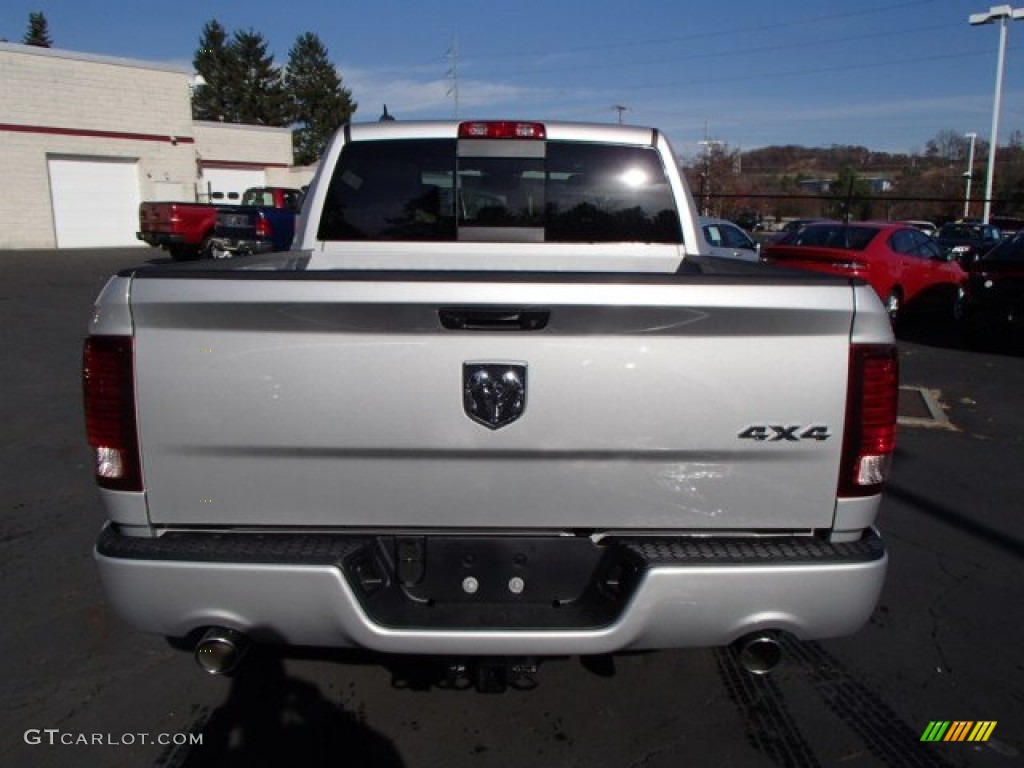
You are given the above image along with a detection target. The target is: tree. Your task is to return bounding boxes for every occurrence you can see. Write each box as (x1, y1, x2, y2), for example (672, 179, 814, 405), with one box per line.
(23, 11, 52, 47)
(926, 129, 972, 163)
(830, 167, 875, 221)
(285, 33, 357, 165)
(192, 22, 288, 126)
(230, 29, 289, 126)
(192, 20, 238, 122)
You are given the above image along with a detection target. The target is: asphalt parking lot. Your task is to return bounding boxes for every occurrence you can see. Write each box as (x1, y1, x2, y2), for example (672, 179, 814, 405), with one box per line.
(1, 247, 1022, 768)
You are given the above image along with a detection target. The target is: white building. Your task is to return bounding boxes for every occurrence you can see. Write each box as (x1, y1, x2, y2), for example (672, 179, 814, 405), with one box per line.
(0, 42, 315, 249)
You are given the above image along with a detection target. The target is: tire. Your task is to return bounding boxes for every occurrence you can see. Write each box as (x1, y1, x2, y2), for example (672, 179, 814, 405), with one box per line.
(883, 289, 902, 325)
(961, 311, 993, 351)
(168, 245, 198, 262)
(952, 286, 967, 322)
(206, 238, 231, 260)
(961, 317, 980, 349)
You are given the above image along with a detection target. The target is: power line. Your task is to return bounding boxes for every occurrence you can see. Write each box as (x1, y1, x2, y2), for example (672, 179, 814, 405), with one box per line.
(468, 22, 957, 80)
(592, 46, 1017, 94)
(466, 0, 941, 60)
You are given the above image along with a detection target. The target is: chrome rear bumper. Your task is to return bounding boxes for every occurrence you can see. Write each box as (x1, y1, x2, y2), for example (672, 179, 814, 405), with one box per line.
(94, 524, 886, 656)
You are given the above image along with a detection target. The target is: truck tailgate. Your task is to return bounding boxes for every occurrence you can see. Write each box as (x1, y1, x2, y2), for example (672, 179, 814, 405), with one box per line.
(131, 274, 854, 532)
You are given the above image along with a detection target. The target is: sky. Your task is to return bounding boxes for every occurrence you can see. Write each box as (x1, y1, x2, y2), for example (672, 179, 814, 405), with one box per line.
(3, 0, 1023, 160)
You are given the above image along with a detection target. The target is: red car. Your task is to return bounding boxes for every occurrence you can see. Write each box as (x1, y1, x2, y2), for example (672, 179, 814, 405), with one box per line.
(762, 221, 966, 323)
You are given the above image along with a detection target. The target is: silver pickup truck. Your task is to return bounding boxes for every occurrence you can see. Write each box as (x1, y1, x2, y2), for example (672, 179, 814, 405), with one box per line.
(86, 120, 898, 684)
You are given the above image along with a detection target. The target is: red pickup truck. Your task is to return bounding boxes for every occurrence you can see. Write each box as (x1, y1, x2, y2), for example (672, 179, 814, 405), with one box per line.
(137, 187, 302, 261)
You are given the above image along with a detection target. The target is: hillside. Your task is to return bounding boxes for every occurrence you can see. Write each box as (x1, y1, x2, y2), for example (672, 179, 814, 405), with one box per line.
(681, 139, 1024, 224)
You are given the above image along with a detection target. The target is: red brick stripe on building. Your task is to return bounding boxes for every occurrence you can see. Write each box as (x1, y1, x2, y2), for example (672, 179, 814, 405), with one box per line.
(0, 123, 195, 144)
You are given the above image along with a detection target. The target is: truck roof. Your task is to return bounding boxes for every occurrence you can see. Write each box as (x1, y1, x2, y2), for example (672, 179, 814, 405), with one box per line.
(343, 119, 661, 146)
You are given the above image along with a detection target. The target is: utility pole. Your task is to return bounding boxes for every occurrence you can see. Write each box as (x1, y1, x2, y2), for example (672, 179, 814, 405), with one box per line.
(446, 35, 460, 119)
(613, 105, 628, 124)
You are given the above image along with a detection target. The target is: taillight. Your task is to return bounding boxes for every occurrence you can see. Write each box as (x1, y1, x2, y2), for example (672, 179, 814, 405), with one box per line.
(458, 121, 546, 140)
(256, 215, 273, 238)
(839, 345, 899, 497)
(83, 336, 142, 492)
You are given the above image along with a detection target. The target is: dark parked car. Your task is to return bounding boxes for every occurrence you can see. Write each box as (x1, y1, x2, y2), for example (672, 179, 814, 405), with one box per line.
(960, 231, 1024, 345)
(765, 218, 838, 243)
(989, 216, 1024, 238)
(762, 221, 966, 323)
(735, 211, 763, 231)
(935, 222, 1002, 265)
(900, 220, 938, 237)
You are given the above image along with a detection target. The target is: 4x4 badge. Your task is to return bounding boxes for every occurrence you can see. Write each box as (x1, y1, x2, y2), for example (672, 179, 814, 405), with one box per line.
(738, 424, 832, 442)
(463, 363, 527, 430)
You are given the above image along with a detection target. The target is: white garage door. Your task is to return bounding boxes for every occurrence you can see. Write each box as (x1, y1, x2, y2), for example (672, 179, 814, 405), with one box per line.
(48, 157, 141, 248)
(199, 168, 266, 202)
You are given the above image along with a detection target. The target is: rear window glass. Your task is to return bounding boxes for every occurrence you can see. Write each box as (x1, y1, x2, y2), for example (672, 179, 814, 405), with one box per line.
(983, 233, 1024, 263)
(240, 188, 304, 211)
(317, 138, 681, 244)
(939, 223, 1000, 241)
(792, 225, 879, 251)
(241, 189, 274, 207)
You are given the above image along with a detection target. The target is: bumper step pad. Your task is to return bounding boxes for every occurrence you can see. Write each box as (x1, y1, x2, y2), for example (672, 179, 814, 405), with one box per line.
(97, 527, 883, 631)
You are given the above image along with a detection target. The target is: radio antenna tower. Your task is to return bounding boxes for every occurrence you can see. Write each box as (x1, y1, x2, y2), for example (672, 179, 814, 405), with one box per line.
(446, 35, 460, 119)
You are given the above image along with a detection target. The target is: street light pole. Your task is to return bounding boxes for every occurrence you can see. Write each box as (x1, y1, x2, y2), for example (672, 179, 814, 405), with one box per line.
(964, 131, 977, 218)
(698, 121, 723, 217)
(969, 5, 1024, 224)
(698, 138, 723, 216)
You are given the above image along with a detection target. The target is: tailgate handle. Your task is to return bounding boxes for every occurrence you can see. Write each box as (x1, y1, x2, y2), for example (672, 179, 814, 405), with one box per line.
(439, 307, 549, 331)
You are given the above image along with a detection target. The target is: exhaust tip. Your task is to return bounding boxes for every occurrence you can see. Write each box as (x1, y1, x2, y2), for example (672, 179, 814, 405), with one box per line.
(195, 627, 250, 675)
(733, 632, 783, 675)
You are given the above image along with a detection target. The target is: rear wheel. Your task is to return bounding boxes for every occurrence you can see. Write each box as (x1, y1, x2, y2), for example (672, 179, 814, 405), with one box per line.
(961, 309, 995, 351)
(952, 286, 967, 322)
(883, 289, 902, 325)
(205, 237, 231, 260)
(168, 245, 198, 262)
(199, 236, 217, 260)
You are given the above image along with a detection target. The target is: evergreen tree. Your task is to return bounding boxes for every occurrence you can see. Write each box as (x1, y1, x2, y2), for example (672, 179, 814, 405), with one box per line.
(23, 11, 52, 47)
(830, 167, 875, 221)
(230, 29, 289, 126)
(192, 20, 238, 122)
(285, 33, 357, 165)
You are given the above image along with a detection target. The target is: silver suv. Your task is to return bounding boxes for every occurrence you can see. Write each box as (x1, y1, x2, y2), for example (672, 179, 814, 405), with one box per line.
(701, 216, 761, 261)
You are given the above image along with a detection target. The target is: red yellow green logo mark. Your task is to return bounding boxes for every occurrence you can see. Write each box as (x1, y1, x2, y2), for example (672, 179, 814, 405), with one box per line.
(921, 721, 997, 742)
